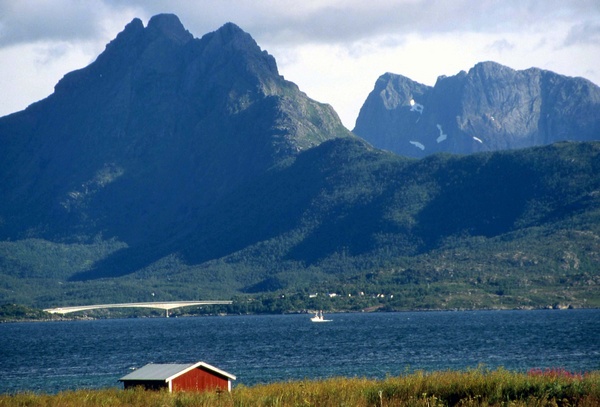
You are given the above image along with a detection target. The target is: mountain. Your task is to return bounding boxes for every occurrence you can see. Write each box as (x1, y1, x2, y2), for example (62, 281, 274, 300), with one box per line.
(0, 16, 599, 311)
(0, 14, 350, 245)
(353, 62, 600, 158)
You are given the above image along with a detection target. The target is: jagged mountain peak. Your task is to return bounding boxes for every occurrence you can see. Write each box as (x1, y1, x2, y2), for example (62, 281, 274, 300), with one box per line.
(120, 17, 144, 36)
(375, 72, 430, 108)
(462, 61, 538, 89)
(470, 60, 512, 74)
(352, 71, 430, 134)
(200, 22, 264, 55)
(42, 16, 285, 114)
(354, 61, 600, 157)
(197, 22, 279, 79)
(146, 13, 193, 44)
(212, 21, 250, 42)
(51, 14, 193, 97)
(100, 14, 193, 58)
(0, 14, 351, 243)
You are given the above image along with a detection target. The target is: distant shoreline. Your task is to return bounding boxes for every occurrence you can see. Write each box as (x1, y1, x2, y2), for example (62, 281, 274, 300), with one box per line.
(1, 303, 596, 323)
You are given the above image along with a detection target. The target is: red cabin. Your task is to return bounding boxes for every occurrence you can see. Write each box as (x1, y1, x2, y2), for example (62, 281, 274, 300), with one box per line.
(119, 361, 236, 392)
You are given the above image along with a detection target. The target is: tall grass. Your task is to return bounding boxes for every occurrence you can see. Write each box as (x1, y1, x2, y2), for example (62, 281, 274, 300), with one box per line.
(1, 368, 598, 407)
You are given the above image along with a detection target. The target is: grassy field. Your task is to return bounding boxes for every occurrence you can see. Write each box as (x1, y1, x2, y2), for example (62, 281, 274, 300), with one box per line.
(1, 368, 598, 406)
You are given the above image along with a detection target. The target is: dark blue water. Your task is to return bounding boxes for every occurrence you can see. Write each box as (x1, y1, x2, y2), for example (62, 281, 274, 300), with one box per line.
(1, 309, 598, 394)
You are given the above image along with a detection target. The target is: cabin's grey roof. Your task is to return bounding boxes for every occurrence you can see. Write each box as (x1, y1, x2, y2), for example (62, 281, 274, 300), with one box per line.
(120, 363, 193, 381)
(119, 361, 236, 382)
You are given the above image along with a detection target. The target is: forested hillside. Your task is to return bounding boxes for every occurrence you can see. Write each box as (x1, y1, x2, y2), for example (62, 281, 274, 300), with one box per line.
(1, 139, 598, 310)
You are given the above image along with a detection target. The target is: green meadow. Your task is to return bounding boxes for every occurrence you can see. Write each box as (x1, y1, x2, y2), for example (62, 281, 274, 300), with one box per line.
(1, 368, 598, 406)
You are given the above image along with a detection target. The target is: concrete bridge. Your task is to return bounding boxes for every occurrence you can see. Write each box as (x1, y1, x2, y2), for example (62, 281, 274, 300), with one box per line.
(44, 300, 232, 317)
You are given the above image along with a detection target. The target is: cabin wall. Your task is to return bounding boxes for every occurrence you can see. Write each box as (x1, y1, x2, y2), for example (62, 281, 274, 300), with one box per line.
(172, 367, 229, 392)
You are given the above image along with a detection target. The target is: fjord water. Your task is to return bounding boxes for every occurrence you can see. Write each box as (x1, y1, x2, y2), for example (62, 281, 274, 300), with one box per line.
(1, 310, 598, 394)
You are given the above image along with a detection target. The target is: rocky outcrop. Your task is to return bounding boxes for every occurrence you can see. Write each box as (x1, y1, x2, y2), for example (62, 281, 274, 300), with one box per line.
(353, 62, 600, 157)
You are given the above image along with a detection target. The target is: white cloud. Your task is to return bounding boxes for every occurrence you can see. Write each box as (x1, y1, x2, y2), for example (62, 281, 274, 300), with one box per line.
(487, 39, 515, 54)
(0, 42, 93, 114)
(564, 21, 600, 46)
(0, 0, 102, 46)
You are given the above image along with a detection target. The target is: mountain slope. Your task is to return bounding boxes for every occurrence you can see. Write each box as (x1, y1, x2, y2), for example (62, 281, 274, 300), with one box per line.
(125, 139, 600, 307)
(2, 138, 598, 307)
(353, 62, 600, 157)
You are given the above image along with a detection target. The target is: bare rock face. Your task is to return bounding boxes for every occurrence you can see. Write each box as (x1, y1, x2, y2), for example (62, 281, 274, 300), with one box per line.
(353, 61, 600, 157)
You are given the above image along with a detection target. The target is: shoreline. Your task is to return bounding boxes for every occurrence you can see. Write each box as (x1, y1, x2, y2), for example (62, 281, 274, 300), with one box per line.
(1, 303, 595, 324)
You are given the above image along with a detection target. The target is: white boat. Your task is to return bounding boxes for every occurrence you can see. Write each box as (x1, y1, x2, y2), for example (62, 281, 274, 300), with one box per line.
(310, 310, 331, 322)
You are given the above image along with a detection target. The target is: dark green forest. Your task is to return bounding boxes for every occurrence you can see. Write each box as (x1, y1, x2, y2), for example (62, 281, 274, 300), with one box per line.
(1, 140, 598, 313)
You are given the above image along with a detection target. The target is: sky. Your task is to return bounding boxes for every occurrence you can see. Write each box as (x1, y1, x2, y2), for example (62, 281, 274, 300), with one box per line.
(1, 0, 599, 129)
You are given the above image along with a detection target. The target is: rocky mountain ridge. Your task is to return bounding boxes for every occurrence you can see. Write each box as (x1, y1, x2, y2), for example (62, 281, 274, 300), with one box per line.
(0, 14, 350, 244)
(353, 61, 600, 157)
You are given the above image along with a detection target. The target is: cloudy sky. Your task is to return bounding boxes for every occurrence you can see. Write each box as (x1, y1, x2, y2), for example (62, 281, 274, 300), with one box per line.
(1, 0, 599, 129)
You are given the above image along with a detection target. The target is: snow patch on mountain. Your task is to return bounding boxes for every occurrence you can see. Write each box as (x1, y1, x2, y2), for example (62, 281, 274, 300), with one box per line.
(409, 141, 425, 150)
(436, 124, 447, 143)
(409, 99, 424, 114)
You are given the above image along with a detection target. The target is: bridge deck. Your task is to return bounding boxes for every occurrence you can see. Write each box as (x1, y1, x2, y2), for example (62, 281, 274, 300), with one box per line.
(44, 301, 232, 317)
